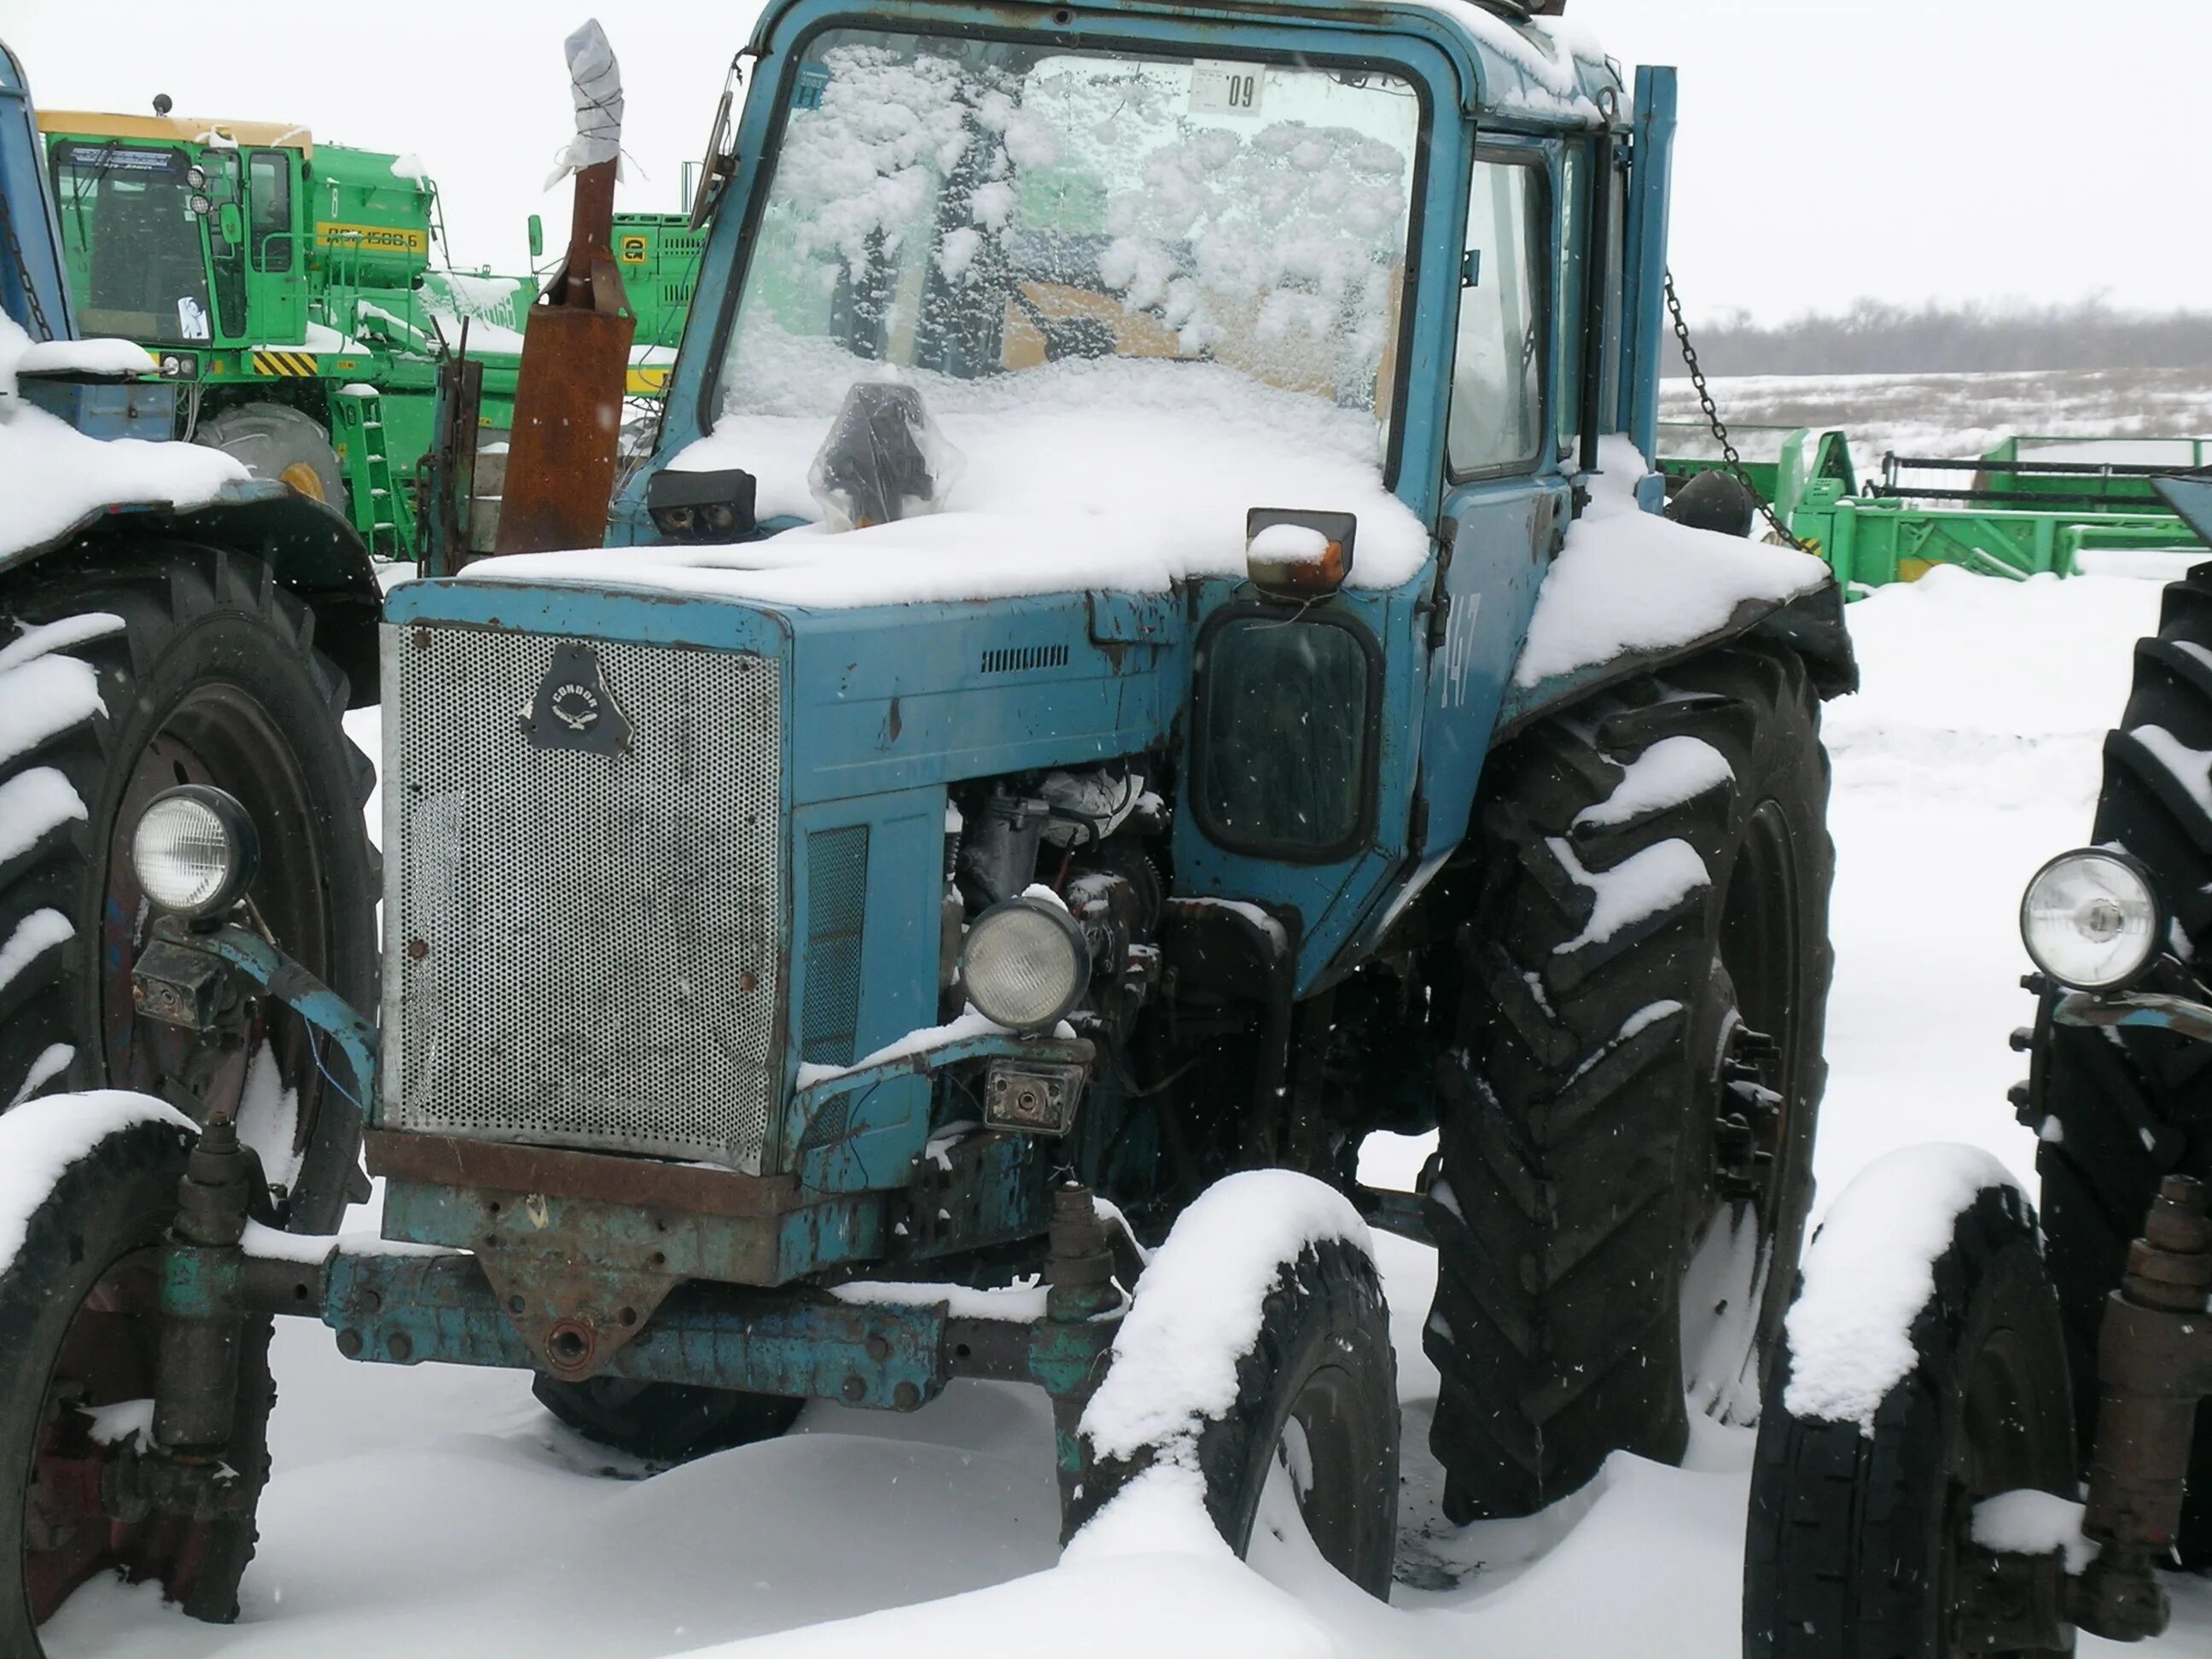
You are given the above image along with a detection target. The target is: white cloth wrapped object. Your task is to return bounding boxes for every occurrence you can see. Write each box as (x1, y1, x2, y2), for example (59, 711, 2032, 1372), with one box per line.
(544, 19, 624, 188)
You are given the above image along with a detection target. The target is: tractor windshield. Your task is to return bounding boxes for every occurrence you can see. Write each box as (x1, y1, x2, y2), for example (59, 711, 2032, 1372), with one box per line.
(717, 30, 1421, 475)
(48, 141, 213, 343)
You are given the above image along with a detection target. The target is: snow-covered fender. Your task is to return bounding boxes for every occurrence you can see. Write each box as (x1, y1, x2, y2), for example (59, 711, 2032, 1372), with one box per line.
(0, 479, 383, 709)
(1493, 578, 1857, 742)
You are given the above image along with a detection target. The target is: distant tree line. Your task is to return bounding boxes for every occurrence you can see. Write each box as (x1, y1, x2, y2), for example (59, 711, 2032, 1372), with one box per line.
(1662, 299, 2212, 377)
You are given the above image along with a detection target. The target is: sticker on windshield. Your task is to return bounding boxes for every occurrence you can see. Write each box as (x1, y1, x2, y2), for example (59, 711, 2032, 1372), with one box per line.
(177, 298, 210, 342)
(1188, 61, 1265, 118)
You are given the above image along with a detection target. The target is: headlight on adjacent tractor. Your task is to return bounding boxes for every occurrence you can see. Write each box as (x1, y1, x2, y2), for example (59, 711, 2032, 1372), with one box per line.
(130, 786, 259, 919)
(960, 897, 1091, 1031)
(2020, 848, 2163, 991)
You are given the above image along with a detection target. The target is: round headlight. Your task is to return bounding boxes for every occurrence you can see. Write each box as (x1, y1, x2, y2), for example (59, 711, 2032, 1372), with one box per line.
(961, 897, 1091, 1032)
(130, 787, 259, 918)
(2020, 848, 2163, 991)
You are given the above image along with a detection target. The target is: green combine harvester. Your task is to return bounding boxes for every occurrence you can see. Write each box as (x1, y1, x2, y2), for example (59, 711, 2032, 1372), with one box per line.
(608, 210, 701, 399)
(1660, 422, 2212, 592)
(37, 102, 541, 559)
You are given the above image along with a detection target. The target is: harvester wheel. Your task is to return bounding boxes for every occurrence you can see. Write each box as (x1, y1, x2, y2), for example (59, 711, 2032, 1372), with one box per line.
(0, 547, 378, 1231)
(1072, 1205, 1399, 1598)
(1425, 642, 1833, 1520)
(531, 1376, 803, 1464)
(2034, 561, 2212, 1564)
(195, 403, 344, 508)
(0, 1096, 276, 1649)
(1743, 1173, 2075, 1658)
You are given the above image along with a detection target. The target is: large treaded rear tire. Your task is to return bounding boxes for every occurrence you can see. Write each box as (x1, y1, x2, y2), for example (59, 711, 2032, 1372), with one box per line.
(1743, 1182, 2075, 1659)
(0, 548, 378, 1231)
(195, 402, 344, 509)
(1425, 643, 1833, 1520)
(2031, 561, 2212, 1565)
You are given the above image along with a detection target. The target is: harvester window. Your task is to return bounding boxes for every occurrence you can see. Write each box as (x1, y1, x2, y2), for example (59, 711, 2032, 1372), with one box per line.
(249, 152, 293, 271)
(46, 140, 213, 342)
(1447, 154, 1547, 477)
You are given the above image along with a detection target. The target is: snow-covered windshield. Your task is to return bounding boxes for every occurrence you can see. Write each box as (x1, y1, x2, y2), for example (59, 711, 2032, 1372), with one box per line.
(717, 31, 1421, 462)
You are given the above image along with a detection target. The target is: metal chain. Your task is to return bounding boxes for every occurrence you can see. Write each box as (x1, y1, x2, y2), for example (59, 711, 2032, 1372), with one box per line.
(1663, 271, 1812, 552)
(0, 183, 56, 342)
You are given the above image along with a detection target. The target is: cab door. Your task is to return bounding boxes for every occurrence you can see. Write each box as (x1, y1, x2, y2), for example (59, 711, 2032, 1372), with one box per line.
(245, 148, 306, 344)
(1414, 142, 1576, 861)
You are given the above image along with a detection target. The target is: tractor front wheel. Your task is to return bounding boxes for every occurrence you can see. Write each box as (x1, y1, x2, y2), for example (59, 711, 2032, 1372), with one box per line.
(195, 403, 345, 508)
(0, 1097, 276, 1651)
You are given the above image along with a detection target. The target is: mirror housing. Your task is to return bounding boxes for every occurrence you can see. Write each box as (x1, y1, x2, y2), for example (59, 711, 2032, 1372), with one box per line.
(647, 467, 758, 543)
(527, 213, 544, 260)
(216, 202, 244, 245)
(1245, 509, 1357, 601)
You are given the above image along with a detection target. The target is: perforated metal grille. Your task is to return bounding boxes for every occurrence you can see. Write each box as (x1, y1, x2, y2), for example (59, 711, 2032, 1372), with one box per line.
(799, 826, 868, 1067)
(381, 623, 783, 1171)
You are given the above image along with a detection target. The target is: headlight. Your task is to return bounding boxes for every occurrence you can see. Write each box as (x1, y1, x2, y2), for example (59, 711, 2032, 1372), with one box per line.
(2020, 848, 2163, 991)
(960, 897, 1090, 1031)
(130, 787, 259, 918)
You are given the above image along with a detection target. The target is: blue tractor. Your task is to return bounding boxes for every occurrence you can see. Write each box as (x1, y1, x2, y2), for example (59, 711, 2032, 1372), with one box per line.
(0, 3, 1856, 1642)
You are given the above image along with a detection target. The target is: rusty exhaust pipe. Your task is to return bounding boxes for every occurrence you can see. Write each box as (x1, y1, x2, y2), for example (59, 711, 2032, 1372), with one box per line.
(496, 19, 637, 556)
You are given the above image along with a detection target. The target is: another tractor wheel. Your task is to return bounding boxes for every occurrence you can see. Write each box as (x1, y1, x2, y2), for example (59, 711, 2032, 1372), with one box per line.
(531, 1376, 804, 1464)
(1743, 1168, 2075, 1658)
(0, 548, 378, 1231)
(195, 403, 345, 508)
(1072, 1177, 1399, 1598)
(1426, 642, 1833, 1520)
(0, 1096, 276, 1650)
(2033, 562, 2212, 1565)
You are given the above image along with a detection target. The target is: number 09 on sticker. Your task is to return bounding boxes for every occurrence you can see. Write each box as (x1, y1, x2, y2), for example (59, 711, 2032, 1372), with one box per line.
(1189, 60, 1266, 116)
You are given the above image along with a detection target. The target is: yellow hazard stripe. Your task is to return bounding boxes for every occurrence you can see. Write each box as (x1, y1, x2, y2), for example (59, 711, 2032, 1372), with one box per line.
(250, 351, 320, 378)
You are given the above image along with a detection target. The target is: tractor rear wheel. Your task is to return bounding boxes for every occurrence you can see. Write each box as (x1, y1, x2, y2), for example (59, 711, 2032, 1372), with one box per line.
(195, 403, 344, 509)
(2032, 561, 2212, 1565)
(0, 547, 378, 1230)
(0, 1097, 276, 1650)
(1425, 642, 1833, 1520)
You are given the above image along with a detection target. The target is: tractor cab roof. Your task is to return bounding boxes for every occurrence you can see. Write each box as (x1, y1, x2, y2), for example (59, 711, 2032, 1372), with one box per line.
(35, 109, 313, 155)
(744, 0, 1622, 130)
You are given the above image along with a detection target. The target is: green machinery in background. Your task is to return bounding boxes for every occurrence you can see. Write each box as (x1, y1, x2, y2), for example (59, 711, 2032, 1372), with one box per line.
(38, 105, 540, 560)
(1658, 422, 2211, 592)
(608, 210, 702, 399)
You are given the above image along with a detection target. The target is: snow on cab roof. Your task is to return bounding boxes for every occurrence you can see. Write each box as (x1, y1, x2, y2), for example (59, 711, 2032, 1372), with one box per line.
(744, 0, 1622, 129)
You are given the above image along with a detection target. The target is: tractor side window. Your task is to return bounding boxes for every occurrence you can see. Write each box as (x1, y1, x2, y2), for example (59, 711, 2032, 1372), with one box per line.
(249, 152, 293, 272)
(1447, 154, 1547, 476)
(1195, 612, 1377, 860)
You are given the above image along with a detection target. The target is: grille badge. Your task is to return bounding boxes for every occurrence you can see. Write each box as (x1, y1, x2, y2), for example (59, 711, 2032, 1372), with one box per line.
(526, 642, 631, 754)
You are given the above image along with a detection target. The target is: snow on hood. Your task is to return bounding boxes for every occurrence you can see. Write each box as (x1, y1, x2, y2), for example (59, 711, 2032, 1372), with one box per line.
(0, 314, 246, 562)
(1512, 436, 1833, 689)
(1779, 1143, 2024, 1432)
(469, 354, 1429, 608)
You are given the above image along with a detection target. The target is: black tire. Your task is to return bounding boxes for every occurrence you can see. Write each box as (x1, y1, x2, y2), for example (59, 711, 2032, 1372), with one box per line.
(1425, 643, 1833, 1520)
(531, 1376, 804, 1464)
(0, 546, 379, 1230)
(1, 1104, 276, 1650)
(195, 402, 345, 509)
(1074, 1237, 1400, 1597)
(2030, 562, 2212, 1564)
(1743, 1181, 2076, 1658)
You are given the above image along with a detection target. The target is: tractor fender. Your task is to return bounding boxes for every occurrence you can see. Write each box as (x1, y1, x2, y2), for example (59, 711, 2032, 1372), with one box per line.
(1490, 579, 1857, 743)
(0, 479, 383, 707)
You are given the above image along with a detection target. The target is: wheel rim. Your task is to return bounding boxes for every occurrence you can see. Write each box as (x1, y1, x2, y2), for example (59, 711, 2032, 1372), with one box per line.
(1243, 1357, 1391, 1592)
(276, 460, 327, 502)
(22, 1249, 217, 1627)
(101, 684, 336, 1195)
(1682, 799, 1802, 1415)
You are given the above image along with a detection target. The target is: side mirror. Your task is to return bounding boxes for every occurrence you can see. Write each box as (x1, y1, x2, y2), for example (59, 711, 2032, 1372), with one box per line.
(217, 202, 244, 245)
(1245, 509, 1356, 601)
(527, 213, 544, 260)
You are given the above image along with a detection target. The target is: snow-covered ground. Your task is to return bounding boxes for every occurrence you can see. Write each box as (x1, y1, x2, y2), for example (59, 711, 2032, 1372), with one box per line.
(35, 560, 2209, 1656)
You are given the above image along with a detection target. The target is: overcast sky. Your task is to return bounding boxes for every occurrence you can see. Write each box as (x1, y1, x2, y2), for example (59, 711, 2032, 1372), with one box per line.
(6, 0, 2205, 322)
